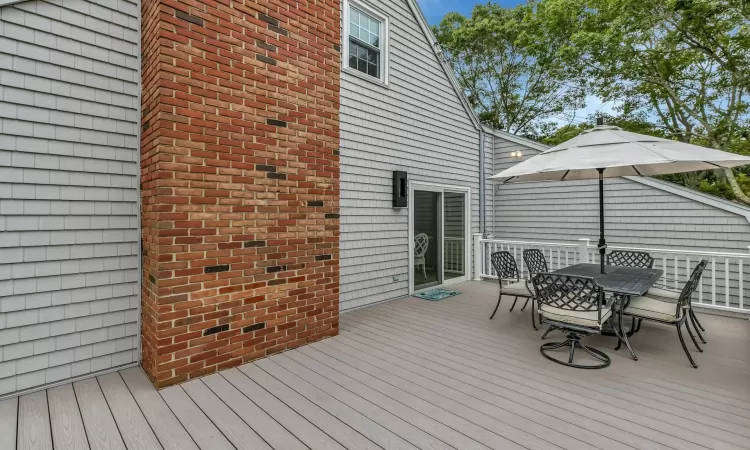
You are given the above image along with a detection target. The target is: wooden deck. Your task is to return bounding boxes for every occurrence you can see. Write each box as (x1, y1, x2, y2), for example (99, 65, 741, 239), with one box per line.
(2, 280, 750, 450)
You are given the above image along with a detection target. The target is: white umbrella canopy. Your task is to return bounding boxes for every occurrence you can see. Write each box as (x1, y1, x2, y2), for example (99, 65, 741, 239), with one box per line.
(491, 126, 750, 182)
(491, 125, 750, 274)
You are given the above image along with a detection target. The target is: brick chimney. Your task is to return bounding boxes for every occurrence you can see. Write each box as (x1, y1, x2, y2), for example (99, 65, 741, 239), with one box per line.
(140, 0, 340, 387)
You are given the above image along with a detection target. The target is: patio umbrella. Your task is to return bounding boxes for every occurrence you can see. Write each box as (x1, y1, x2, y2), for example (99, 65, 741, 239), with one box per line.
(491, 123, 750, 274)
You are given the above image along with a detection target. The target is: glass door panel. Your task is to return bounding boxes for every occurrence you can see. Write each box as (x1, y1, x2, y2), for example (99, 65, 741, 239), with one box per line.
(413, 190, 441, 290)
(443, 191, 466, 282)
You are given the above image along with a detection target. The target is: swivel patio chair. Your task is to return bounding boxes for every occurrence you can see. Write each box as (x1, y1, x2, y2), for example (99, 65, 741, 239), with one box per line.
(531, 273, 611, 369)
(489, 252, 534, 327)
(615, 259, 708, 368)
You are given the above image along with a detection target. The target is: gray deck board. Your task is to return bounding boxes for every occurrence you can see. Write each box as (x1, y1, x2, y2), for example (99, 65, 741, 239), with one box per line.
(74, 378, 127, 450)
(239, 363, 379, 450)
(159, 385, 234, 450)
(17, 391, 52, 450)
(181, 379, 271, 450)
(3, 281, 750, 450)
(119, 368, 198, 450)
(47, 384, 90, 450)
(97, 372, 162, 450)
(344, 307, 747, 449)
(222, 367, 346, 450)
(0, 397, 18, 450)
(255, 356, 419, 450)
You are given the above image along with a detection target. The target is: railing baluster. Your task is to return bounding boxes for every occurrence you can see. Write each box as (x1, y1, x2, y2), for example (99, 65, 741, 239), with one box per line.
(674, 255, 679, 289)
(711, 257, 716, 305)
(662, 256, 667, 285)
(725, 258, 730, 307)
(740, 259, 744, 310)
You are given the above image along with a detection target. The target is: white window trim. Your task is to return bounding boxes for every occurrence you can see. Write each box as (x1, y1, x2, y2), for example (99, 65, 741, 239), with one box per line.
(343, 0, 389, 86)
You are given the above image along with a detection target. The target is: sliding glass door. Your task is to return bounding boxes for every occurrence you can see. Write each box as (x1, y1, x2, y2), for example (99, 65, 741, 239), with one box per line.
(410, 184, 470, 293)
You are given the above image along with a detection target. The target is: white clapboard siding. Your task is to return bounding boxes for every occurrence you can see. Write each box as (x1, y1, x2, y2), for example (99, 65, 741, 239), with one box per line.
(340, 0, 481, 310)
(0, 0, 140, 396)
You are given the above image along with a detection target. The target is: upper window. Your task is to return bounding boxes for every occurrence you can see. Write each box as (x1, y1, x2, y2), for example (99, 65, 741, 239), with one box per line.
(344, 1, 388, 84)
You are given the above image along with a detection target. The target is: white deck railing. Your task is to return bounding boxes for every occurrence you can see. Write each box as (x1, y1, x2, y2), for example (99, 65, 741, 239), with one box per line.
(473, 234, 750, 315)
(444, 237, 464, 274)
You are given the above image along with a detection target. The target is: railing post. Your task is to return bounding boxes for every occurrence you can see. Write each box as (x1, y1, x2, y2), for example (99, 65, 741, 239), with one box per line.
(473, 233, 483, 281)
(578, 238, 590, 264)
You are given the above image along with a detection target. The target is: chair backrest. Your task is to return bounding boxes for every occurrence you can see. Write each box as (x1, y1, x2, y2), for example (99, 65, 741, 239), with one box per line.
(607, 250, 654, 269)
(523, 249, 548, 278)
(414, 233, 429, 258)
(675, 259, 708, 316)
(491, 251, 519, 281)
(531, 273, 606, 325)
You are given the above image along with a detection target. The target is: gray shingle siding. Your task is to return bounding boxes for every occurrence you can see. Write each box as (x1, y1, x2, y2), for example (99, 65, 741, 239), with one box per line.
(0, 0, 139, 396)
(340, 0, 481, 310)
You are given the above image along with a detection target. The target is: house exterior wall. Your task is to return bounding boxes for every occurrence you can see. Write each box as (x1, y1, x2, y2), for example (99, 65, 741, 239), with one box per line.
(140, 0, 340, 388)
(491, 133, 750, 252)
(339, 0, 480, 310)
(0, 0, 140, 396)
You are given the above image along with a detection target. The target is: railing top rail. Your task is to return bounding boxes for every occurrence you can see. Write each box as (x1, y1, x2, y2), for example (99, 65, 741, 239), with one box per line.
(479, 238, 580, 248)
(595, 244, 750, 259)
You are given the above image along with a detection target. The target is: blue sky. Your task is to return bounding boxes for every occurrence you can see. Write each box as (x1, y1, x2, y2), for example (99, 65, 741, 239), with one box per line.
(416, 0, 616, 125)
(417, 0, 523, 25)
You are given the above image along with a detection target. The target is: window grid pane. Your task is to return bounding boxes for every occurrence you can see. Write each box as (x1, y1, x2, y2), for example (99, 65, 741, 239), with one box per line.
(348, 6, 382, 79)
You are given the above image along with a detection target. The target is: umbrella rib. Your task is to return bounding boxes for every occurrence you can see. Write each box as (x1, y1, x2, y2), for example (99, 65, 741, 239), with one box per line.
(704, 161, 723, 168)
(561, 170, 570, 181)
(632, 166, 643, 177)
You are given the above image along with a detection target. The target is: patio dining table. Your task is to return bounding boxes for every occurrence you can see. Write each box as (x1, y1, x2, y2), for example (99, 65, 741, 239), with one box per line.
(553, 263, 663, 297)
(552, 263, 663, 358)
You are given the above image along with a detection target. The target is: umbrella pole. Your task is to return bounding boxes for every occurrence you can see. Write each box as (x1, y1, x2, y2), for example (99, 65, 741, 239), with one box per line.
(598, 168, 606, 274)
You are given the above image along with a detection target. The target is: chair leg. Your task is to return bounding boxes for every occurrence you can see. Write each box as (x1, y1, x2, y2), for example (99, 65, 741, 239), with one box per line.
(531, 301, 537, 331)
(541, 326, 557, 340)
(490, 292, 502, 320)
(422, 263, 426, 278)
(685, 319, 703, 352)
(677, 322, 698, 368)
(634, 318, 642, 334)
(690, 311, 706, 344)
(690, 309, 706, 332)
(509, 296, 519, 312)
(520, 298, 530, 312)
(613, 303, 637, 360)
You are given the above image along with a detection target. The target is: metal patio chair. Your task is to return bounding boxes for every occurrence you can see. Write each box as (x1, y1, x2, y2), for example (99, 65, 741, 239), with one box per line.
(414, 233, 429, 278)
(607, 250, 655, 269)
(531, 273, 611, 369)
(615, 259, 708, 368)
(489, 252, 534, 326)
(523, 249, 548, 332)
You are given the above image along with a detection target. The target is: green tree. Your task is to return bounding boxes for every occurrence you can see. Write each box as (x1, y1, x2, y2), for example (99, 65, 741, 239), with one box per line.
(433, 2, 586, 136)
(538, 0, 750, 202)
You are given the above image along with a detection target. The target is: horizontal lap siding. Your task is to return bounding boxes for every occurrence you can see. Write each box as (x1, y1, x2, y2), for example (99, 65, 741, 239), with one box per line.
(0, 0, 139, 396)
(340, 0, 479, 310)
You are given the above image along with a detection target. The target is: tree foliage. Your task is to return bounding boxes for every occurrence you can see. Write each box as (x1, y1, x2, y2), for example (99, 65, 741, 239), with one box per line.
(436, 0, 750, 204)
(432, 3, 586, 136)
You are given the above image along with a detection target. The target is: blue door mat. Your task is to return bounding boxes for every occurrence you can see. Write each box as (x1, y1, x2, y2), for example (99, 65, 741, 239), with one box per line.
(414, 288, 461, 301)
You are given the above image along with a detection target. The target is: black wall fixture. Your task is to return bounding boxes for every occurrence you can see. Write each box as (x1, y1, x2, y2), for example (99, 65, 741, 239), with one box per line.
(393, 171, 408, 208)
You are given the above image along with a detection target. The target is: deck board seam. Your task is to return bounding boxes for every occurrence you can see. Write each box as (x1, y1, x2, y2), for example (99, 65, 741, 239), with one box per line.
(363, 302, 750, 422)
(341, 313, 733, 449)
(94, 377, 128, 449)
(365, 301, 750, 416)
(281, 351, 462, 450)
(178, 384, 239, 450)
(231, 365, 364, 450)
(298, 345, 505, 450)
(308, 339, 580, 450)
(71, 383, 93, 450)
(318, 337, 634, 450)
(118, 371, 169, 450)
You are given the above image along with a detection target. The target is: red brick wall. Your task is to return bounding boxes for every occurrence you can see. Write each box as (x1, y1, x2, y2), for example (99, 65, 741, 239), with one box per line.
(140, 0, 340, 388)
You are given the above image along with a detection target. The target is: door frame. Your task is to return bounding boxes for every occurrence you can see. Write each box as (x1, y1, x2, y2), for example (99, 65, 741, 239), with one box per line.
(408, 182, 471, 294)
